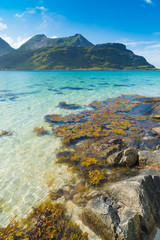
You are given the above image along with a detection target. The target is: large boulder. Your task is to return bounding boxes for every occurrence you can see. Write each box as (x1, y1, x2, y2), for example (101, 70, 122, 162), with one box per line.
(81, 169, 160, 240)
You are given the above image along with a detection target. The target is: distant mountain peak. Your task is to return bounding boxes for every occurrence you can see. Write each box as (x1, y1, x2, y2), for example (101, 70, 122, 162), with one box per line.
(75, 33, 82, 37)
(33, 34, 47, 39)
(0, 37, 14, 56)
(19, 33, 94, 50)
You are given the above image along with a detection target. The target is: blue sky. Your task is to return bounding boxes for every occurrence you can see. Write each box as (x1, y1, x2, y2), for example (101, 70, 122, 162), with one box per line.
(0, 0, 160, 67)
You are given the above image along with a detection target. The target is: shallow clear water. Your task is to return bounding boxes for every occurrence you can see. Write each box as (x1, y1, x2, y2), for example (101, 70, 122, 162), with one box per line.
(0, 71, 160, 236)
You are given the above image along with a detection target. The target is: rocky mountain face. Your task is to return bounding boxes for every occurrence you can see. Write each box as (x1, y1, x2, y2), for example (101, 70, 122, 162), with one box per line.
(0, 37, 14, 56)
(19, 33, 94, 50)
(0, 42, 155, 70)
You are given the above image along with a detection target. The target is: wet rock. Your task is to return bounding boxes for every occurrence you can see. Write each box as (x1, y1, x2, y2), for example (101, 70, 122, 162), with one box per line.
(75, 137, 123, 160)
(119, 148, 138, 167)
(44, 114, 63, 123)
(0, 130, 13, 137)
(138, 150, 160, 167)
(107, 151, 123, 165)
(57, 101, 81, 110)
(82, 169, 160, 240)
(50, 188, 64, 200)
(56, 149, 75, 163)
(143, 97, 160, 119)
(152, 127, 160, 135)
(75, 138, 138, 167)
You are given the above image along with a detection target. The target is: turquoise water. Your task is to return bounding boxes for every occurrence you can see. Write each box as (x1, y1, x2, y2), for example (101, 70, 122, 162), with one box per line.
(0, 71, 160, 237)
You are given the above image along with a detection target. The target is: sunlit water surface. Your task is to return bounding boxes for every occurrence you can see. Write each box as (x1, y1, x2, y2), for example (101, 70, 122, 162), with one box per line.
(0, 71, 160, 238)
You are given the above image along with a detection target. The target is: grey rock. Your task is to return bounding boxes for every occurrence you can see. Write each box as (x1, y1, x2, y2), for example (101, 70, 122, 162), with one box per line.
(152, 127, 160, 135)
(82, 169, 160, 240)
(107, 150, 123, 165)
(119, 148, 138, 167)
(74, 137, 123, 159)
(143, 97, 160, 119)
(138, 150, 160, 167)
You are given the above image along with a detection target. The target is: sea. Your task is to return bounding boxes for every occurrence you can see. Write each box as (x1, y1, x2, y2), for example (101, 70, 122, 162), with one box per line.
(0, 70, 160, 239)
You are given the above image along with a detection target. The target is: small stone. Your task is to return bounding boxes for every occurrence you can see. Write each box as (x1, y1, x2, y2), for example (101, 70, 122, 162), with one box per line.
(119, 148, 138, 167)
(107, 151, 123, 165)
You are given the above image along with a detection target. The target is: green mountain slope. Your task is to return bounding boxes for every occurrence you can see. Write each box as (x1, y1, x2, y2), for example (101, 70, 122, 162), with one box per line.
(0, 43, 155, 70)
(19, 34, 93, 50)
(0, 37, 14, 56)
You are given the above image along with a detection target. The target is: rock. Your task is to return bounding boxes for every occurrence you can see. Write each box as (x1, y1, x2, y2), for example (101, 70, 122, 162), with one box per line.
(142, 97, 160, 103)
(57, 101, 81, 110)
(75, 138, 138, 167)
(152, 127, 160, 135)
(140, 97, 160, 119)
(107, 151, 123, 165)
(56, 149, 75, 163)
(138, 150, 160, 167)
(147, 100, 160, 119)
(50, 188, 64, 200)
(119, 148, 138, 167)
(81, 169, 160, 240)
(74, 137, 123, 160)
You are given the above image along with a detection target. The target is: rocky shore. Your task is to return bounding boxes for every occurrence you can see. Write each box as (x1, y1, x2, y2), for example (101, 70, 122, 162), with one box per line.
(1, 94, 160, 240)
(46, 95, 160, 240)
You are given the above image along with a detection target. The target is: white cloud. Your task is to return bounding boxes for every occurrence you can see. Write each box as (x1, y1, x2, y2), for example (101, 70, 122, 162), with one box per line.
(0, 22, 7, 31)
(0, 34, 31, 49)
(14, 6, 47, 19)
(0, 34, 13, 45)
(14, 13, 25, 18)
(117, 40, 156, 47)
(50, 36, 58, 39)
(134, 49, 160, 68)
(146, 44, 160, 49)
(12, 36, 32, 48)
(36, 6, 47, 11)
(145, 0, 153, 3)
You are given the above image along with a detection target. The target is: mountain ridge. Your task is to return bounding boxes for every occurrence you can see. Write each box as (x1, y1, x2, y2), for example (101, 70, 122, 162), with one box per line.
(0, 33, 156, 70)
(0, 37, 14, 57)
(19, 33, 94, 50)
(0, 42, 155, 70)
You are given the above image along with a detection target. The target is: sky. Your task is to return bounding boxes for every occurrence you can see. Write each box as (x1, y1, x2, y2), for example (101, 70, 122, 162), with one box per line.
(0, 0, 160, 67)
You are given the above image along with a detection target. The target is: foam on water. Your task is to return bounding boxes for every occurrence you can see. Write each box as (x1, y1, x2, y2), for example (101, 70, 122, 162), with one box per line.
(0, 71, 160, 238)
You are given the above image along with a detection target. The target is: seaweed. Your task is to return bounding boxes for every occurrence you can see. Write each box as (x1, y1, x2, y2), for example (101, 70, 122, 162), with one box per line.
(0, 201, 88, 240)
(33, 127, 49, 136)
(48, 95, 160, 186)
(0, 130, 13, 137)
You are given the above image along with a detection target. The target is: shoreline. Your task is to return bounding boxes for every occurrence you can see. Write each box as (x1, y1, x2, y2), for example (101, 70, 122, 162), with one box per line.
(0, 69, 159, 71)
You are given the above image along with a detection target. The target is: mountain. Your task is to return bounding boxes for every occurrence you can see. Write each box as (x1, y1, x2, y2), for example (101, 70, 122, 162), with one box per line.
(0, 37, 14, 56)
(19, 34, 94, 50)
(0, 42, 155, 70)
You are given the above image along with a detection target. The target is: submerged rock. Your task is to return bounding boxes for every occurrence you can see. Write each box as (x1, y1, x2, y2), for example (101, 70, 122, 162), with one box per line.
(57, 101, 81, 110)
(0, 130, 13, 137)
(82, 169, 160, 240)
